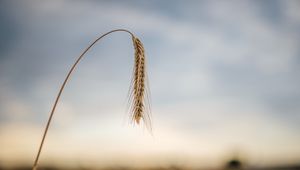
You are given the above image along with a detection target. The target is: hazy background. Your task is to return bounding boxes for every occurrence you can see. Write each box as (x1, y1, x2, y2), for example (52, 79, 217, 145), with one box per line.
(0, 0, 300, 169)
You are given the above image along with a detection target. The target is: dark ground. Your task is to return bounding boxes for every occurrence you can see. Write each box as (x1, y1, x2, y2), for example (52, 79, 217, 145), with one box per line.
(1, 165, 300, 170)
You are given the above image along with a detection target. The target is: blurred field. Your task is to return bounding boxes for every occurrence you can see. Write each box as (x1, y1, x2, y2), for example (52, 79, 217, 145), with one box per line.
(1, 165, 300, 170)
(1, 161, 300, 170)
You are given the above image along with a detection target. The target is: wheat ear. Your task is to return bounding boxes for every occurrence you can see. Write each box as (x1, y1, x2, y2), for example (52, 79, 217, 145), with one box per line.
(32, 29, 152, 170)
(128, 36, 152, 131)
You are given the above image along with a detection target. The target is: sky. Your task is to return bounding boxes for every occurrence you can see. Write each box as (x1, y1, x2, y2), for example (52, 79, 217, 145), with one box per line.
(0, 0, 300, 168)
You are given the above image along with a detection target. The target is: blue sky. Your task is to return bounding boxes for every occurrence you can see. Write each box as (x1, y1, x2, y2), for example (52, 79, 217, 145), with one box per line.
(0, 0, 300, 168)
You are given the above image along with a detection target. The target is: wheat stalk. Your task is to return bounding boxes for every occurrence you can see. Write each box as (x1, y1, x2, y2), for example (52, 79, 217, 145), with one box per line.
(32, 29, 152, 170)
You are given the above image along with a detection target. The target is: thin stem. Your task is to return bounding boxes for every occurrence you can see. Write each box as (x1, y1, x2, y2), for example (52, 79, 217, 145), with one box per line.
(32, 29, 135, 170)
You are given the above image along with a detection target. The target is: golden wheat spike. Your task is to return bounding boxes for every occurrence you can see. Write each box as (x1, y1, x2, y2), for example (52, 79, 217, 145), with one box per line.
(127, 36, 152, 131)
(32, 29, 152, 170)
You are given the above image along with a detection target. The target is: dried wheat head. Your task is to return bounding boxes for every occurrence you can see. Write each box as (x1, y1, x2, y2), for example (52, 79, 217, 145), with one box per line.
(127, 36, 152, 132)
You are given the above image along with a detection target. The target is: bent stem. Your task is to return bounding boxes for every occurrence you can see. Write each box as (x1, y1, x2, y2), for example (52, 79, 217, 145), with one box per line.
(32, 29, 151, 170)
